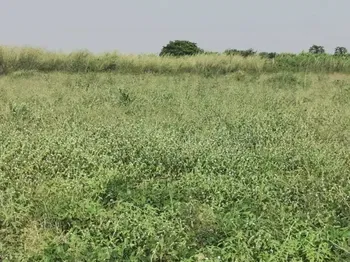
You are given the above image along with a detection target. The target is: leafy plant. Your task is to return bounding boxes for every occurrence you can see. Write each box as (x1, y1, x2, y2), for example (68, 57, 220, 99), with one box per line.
(309, 45, 325, 54)
(224, 48, 257, 57)
(334, 46, 348, 56)
(259, 52, 277, 59)
(224, 48, 240, 56)
(240, 48, 257, 57)
(159, 40, 204, 57)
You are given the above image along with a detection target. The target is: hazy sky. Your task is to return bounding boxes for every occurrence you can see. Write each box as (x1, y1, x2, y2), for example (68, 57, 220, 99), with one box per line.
(1, 0, 349, 54)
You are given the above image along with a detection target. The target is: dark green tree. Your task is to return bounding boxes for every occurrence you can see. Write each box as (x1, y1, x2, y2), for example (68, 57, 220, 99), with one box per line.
(259, 52, 277, 59)
(309, 45, 325, 54)
(159, 40, 203, 57)
(334, 46, 348, 56)
(240, 48, 257, 57)
(224, 48, 256, 57)
(224, 49, 240, 56)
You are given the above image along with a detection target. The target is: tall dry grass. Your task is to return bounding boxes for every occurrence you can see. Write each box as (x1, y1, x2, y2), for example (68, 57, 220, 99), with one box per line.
(0, 46, 265, 75)
(1, 46, 350, 75)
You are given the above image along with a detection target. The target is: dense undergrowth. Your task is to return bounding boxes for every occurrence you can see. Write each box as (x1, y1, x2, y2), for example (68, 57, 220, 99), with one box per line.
(2, 46, 350, 75)
(0, 71, 350, 261)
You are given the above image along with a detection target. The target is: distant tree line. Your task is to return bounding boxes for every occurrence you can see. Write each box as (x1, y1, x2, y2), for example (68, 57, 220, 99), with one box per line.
(160, 40, 349, 58)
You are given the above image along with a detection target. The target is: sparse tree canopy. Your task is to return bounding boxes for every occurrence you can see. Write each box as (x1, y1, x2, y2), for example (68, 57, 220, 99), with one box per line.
(259, 52, 277, 59)
(240, 48, 257, 57)
(160, 40, 203, 57)
(203, 51, 220, 55)
(334, 46, 348, 56)
(309, 45, 325, 54)
(224, 48, 256, 57)
(224, 49, 240, 56)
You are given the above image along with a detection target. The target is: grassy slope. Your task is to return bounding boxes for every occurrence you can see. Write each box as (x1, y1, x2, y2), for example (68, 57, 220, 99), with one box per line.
(0, 71, 350, 261)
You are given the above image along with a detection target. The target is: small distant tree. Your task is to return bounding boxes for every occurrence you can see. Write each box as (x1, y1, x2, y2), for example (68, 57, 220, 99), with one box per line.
(240, 48, 257, 57)
(160, 40, 203, 57)
(203, 51, 220, 55)
(309, 45, 325, 54)
(224, 49, 240, 56)
(259, 52, 277, 59)
(224, 48, 256, 57)
(334, 46, 348, 56)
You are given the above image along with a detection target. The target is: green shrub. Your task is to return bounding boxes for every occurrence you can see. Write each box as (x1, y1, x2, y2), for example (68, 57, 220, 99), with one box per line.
(159, 40, 204, 57)
(224, 48, 240, 56)
(224, 48, 256, 57)
(334, 47, 348, 56)
(309, 45, 325, 54)
(259, 52, 277, 59)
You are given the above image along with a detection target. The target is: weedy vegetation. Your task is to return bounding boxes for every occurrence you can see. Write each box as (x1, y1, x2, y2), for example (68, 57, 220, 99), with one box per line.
(2, 46, 350, 76)
(0, 47, 350, 261)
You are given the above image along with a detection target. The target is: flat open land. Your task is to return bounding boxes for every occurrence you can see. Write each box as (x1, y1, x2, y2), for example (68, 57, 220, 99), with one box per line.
(0, 72, 349, 261)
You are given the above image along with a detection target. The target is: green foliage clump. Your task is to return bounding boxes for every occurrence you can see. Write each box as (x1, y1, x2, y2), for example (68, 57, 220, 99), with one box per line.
(224, 48, 257, 57)
(334, 46, 348, 56)
(309, 45, 325, 54)
(224, 48, 240, 55)
(259, 52, 277, 59)
(159, 40, 204, 57)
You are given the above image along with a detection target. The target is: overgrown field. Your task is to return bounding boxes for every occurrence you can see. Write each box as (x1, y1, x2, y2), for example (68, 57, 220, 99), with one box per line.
(0, 71, 350, 261)
(2, 46, 350, 75)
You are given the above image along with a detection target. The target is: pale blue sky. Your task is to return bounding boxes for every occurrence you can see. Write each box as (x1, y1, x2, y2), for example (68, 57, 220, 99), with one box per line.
(1, 0, 348, 54)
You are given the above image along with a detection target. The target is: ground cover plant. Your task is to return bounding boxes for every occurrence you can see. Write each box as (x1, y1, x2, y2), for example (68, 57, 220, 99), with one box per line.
(0, 68, 350, 261)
